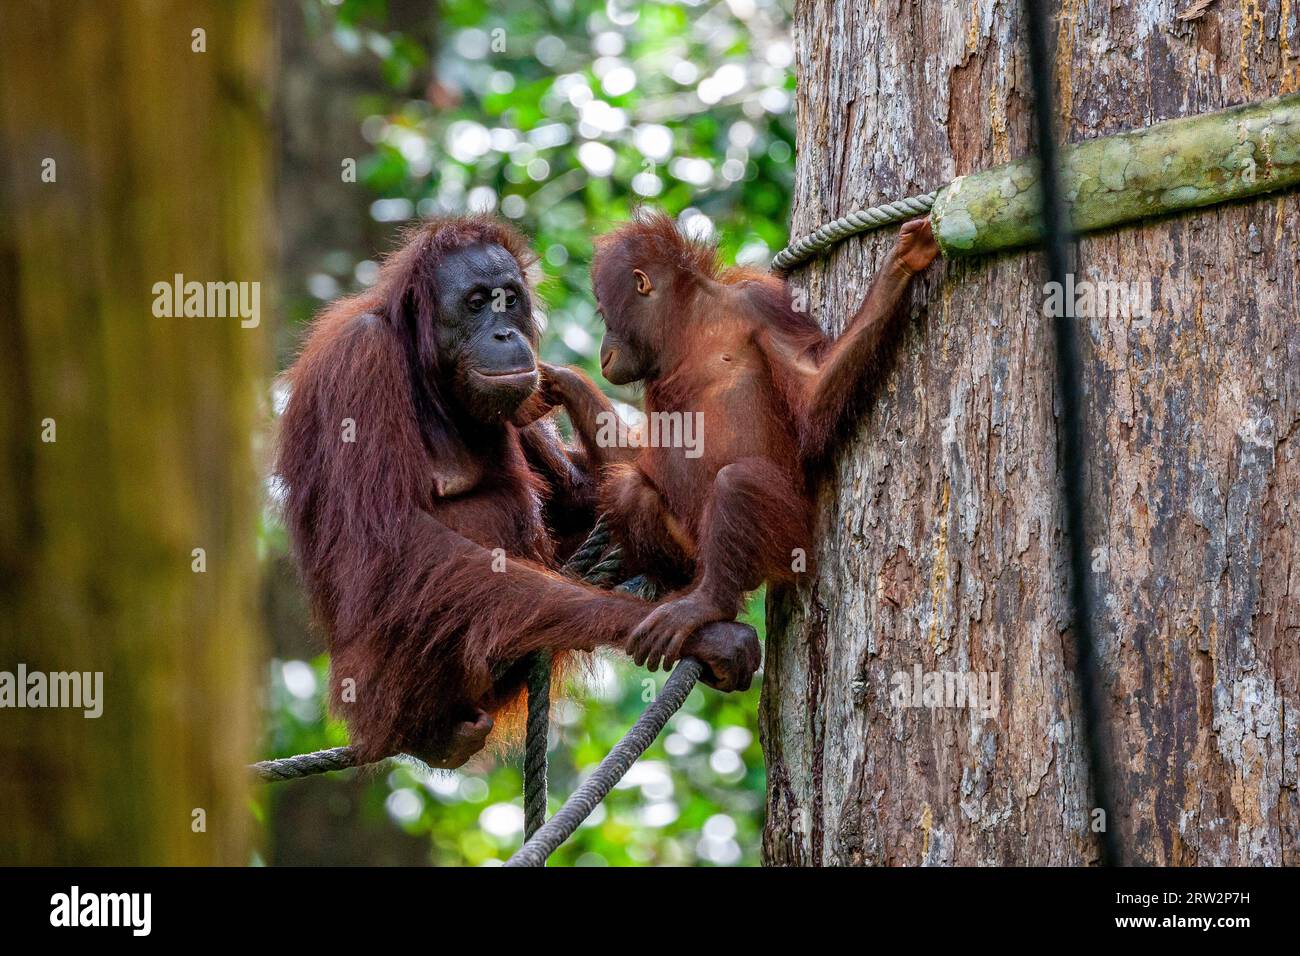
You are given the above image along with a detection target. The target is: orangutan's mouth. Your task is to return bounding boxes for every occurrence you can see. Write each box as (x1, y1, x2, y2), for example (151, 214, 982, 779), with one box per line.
(473, 368, 537, 388)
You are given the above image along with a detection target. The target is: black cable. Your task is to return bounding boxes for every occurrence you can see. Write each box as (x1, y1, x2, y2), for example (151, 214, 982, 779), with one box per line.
(1021, 0, 1120, 867)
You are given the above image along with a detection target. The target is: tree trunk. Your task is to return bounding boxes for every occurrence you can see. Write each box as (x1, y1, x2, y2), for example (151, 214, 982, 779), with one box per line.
(762, 0, 1299, 866)
(0, 0, 269, 865)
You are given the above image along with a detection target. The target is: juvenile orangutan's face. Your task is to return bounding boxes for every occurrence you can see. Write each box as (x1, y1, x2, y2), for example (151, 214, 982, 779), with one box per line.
(592, 243, 661, 386)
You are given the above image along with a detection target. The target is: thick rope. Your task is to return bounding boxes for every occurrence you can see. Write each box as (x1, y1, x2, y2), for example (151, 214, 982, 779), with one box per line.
(522, 514, 618, 840)
(506, 657, 703, 867)
(770, 190, 938, 272)
(523, 651, 552, 839)
(249, 746, 361, 782)
(518, 568, 661, 850)
(563, 515, 612, 572)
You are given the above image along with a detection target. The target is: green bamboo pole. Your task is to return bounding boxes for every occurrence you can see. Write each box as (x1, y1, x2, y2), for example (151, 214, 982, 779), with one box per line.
(931, 92, 1300, 257)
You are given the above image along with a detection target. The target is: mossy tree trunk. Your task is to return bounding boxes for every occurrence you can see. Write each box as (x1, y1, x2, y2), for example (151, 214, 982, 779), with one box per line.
(0, 0, 269, 865)
(762, 0, 1299, 865)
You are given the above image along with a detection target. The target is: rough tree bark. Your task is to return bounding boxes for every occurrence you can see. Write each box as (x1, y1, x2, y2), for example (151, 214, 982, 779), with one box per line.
(762, 0, 1298, 865)
(0, 0, 268, 864)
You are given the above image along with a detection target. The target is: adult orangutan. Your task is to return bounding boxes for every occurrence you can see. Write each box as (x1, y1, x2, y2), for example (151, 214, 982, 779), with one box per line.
(275, 216, 760, 768)
(538, 210, 939, 672)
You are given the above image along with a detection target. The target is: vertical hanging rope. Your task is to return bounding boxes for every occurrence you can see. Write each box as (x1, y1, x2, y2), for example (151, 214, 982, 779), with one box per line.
(521, 515, 618, 845)
(507, 657, 703, 867)
(523, 650, 552, 841)
(1022, 0, 1120, 866)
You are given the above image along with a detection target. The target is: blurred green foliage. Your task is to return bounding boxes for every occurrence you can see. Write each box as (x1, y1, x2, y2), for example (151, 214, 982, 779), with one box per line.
(259, 0, 794, 866)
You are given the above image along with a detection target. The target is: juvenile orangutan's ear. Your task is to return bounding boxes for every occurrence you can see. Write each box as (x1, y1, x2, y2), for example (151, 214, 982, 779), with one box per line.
(633, 269, 653, 295)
